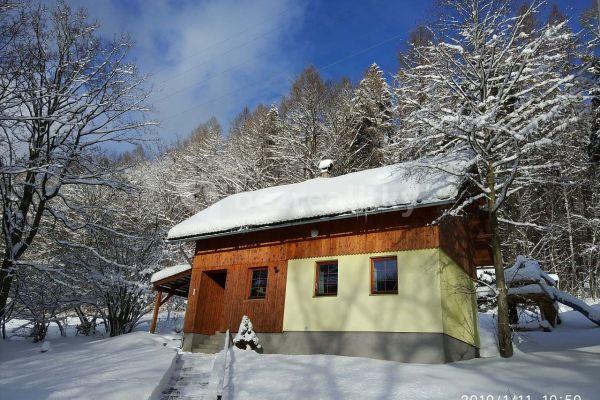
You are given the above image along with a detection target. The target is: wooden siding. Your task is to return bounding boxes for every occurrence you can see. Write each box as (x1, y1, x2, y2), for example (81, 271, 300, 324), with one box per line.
(183, 206, 491, 335)
(440, 210, 493, 278)
(470, 212, 494, 267)
(195, 271, 226, 334)
(439, 215, 476, 278)
(439, 209, 494, 278)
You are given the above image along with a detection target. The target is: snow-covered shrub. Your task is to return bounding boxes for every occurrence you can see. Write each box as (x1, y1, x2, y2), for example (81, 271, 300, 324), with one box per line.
(76, 320, 95, 336)
(12, 265, 69, 342)
(233, 315, 261, 351)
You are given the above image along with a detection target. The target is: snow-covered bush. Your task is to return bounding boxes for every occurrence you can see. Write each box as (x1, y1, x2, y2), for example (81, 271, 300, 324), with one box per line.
(233, 315, 261, 351)
(76, 320, 95, 336)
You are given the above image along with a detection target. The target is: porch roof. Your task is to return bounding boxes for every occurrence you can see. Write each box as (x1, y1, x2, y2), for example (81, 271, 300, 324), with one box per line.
(151, 264, 191, 297)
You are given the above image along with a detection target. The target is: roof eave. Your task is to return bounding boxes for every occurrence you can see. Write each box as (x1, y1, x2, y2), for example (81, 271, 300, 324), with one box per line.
(165, 198, 456, 244)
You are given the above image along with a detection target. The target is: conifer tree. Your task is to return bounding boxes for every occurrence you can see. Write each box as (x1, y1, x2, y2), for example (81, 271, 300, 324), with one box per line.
(233, 315, 261, 350)
(350, 63, 394, 170)
(225, 104, 282, 191)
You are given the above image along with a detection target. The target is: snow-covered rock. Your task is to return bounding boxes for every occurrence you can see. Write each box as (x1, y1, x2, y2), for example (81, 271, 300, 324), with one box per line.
(40, 340, 50, 353)
(318, 159, 334, 171)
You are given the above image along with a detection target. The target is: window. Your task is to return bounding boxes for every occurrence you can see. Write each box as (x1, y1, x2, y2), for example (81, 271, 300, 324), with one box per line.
(315, 261, 338, 296)
(371, 257, 398, 294)
(248, 268, 268, 299)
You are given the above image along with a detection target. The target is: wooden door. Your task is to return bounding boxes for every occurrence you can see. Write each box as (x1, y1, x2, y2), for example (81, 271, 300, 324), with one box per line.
(197, 270, 227, 335)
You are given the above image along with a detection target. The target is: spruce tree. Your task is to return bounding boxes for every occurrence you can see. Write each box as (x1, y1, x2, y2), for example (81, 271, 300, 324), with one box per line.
(350, 63, 394, 170)
(233, 315, 261, 350)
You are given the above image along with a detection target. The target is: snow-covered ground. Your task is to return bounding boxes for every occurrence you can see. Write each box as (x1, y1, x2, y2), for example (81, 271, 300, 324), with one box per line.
(0, 313, 184, 400)
(1, 305, 599, 400)
(221, 303, 600, 400)
(0, 332, 178, 400)
(160, 352, 214, 400)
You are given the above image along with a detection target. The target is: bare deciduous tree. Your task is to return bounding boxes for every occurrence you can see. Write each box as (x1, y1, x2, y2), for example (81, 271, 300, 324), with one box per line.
(0, 2, 153, 321)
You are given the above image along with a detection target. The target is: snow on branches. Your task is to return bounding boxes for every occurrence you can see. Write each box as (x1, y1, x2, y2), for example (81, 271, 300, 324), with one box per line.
(0, 2, 153, 330)
(395, 0, 581, 212)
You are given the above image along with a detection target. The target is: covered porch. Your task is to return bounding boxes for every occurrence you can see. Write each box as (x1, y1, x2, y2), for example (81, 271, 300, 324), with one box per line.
(149, 264, 192, 334)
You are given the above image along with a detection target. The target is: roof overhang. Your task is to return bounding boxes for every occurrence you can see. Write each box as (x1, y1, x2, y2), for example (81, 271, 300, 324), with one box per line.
(152, 269, 191, 297)
(166, 198, 456, 244)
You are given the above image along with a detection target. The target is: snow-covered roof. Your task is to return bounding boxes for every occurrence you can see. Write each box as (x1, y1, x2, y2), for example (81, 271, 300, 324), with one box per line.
(151, 264, 191, 283)
(167, 153, 473, 241)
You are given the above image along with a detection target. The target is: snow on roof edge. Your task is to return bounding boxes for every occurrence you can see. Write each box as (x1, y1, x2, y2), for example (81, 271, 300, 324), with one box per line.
(151, 264, 191, 283)
(166, 198, 457, 243)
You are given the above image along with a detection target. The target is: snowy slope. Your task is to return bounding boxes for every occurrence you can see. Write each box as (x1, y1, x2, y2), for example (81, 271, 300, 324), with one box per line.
(0, 332, 177, 400)
(168, 153, 472, 240)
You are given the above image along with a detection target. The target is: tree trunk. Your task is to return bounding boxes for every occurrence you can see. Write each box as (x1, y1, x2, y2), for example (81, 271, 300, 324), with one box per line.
(55, 319, 65, 337)
(74, 306, 87, 325)
(0, 257, 14, 323)
(562, 187, 577, 292)
(486, 164, 514, 358)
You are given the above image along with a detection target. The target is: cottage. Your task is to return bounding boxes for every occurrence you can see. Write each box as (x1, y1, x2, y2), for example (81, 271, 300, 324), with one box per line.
(151, 154, 492, 363)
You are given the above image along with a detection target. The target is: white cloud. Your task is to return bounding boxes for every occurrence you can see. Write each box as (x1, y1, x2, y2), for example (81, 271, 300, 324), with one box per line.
(67, 0, 306, 143)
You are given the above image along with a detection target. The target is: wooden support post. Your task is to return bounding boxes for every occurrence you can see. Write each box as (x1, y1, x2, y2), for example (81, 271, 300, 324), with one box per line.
(149, 290, 162, 334)
(508, 298, 519, 325)
(539, 299, 558, 328)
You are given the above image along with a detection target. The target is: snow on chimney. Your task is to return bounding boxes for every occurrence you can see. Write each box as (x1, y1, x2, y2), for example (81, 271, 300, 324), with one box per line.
(318, 159, 334, 177)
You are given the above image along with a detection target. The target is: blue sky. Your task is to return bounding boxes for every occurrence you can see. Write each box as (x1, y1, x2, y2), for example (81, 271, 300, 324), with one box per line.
(67, 0, 594, 146)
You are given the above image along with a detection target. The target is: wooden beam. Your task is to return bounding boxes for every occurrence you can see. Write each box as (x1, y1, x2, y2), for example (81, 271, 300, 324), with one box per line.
(155, 286, 189, 297)
(169, 278, 189, 289)
(149, 290, 162, 334)
(152, 270, 192, 287)
(155, 278, 191, 298)
(160, 292, 174, 307)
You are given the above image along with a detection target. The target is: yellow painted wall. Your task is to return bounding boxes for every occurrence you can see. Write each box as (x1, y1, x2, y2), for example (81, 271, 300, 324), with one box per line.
(283, 249, 443, 333)
(439, 251, 480, 347)
(282, 248, 479, 348)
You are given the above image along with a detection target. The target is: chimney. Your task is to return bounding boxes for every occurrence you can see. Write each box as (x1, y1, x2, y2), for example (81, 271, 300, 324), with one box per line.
(318, 159, 334, 178)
